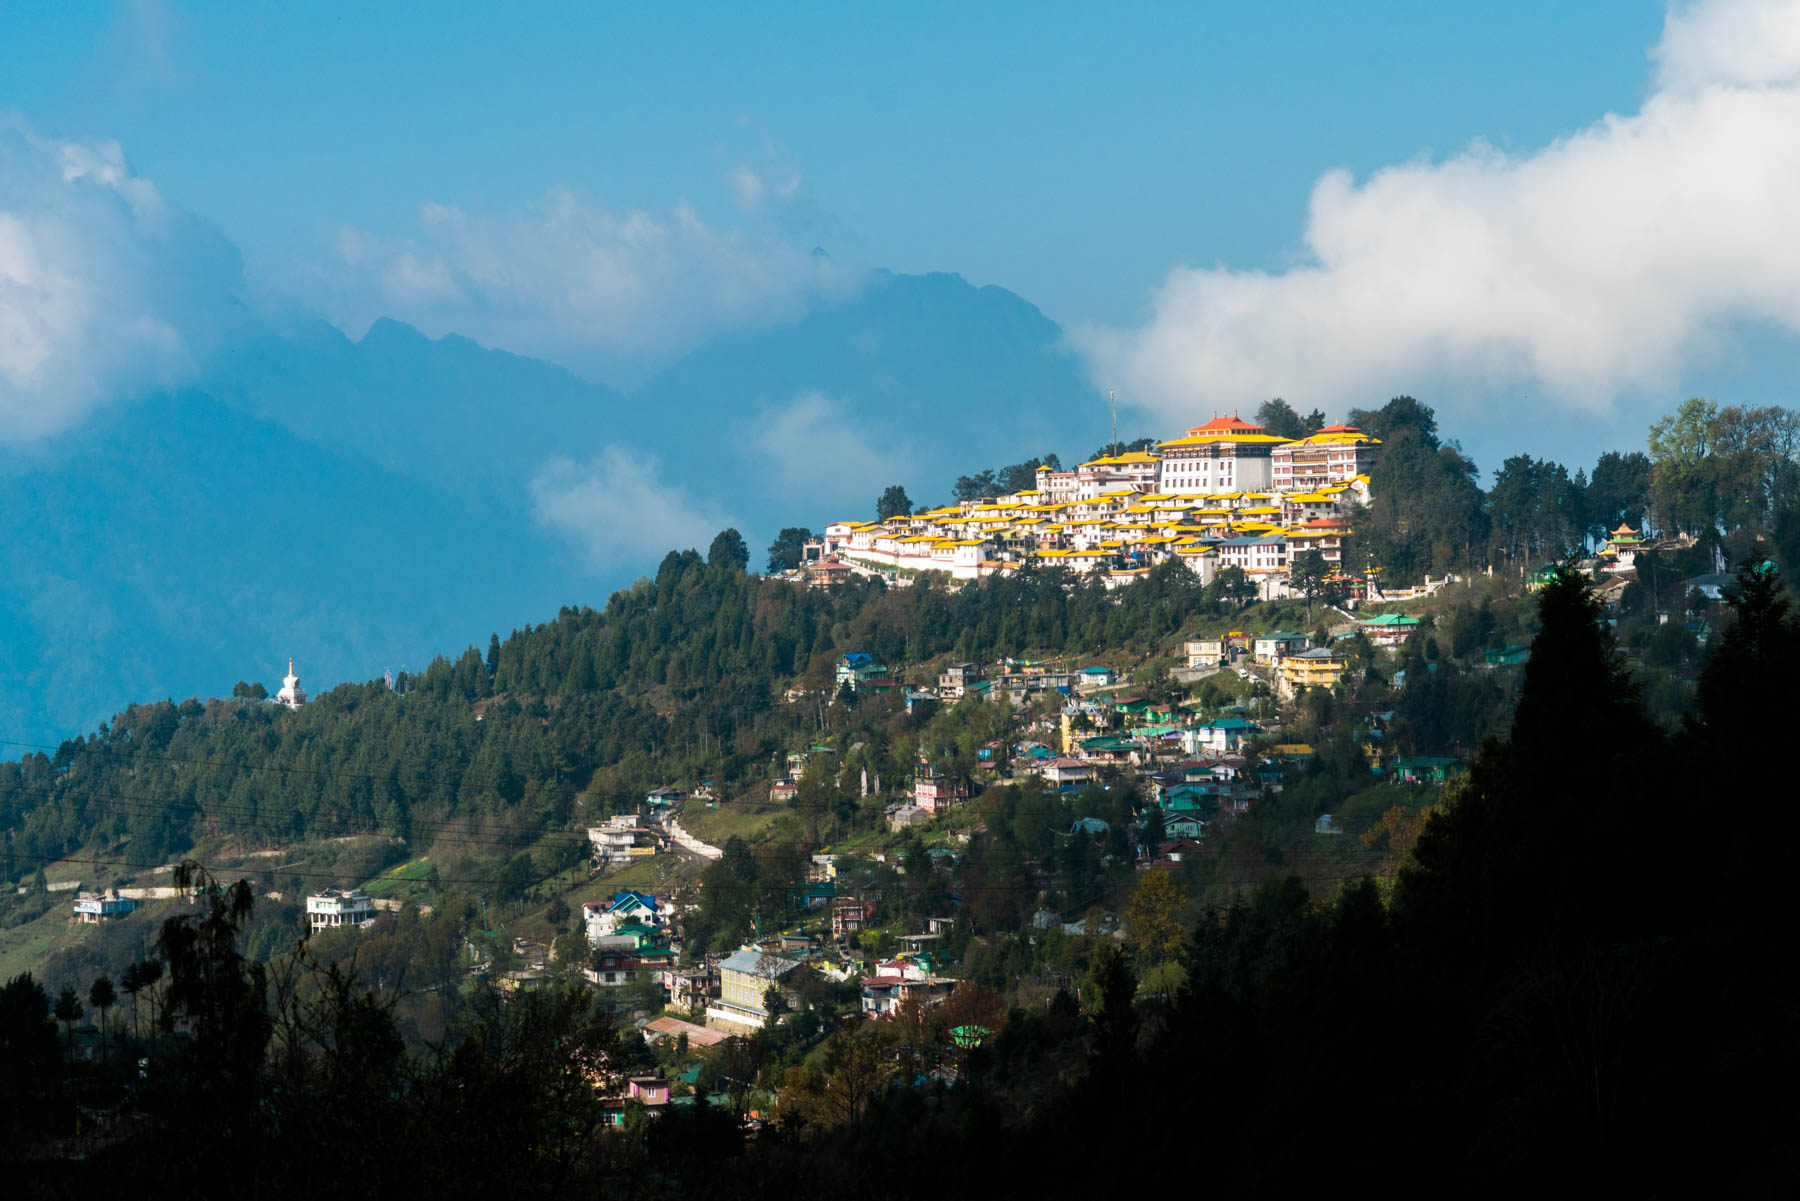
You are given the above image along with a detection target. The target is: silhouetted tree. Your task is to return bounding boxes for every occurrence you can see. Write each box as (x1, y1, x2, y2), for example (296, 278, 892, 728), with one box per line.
(877, 485, 912, 519)
(88, 974, 115, 1063)
(766, 526, 815, 573)
(708, 528, 750, 572)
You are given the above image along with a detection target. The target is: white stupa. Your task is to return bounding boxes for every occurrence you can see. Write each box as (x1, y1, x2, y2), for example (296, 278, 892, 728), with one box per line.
(275, 658, 308, 709)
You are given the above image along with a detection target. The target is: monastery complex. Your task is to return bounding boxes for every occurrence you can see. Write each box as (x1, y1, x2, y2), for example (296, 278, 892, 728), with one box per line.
(804, 416, 1380, 600)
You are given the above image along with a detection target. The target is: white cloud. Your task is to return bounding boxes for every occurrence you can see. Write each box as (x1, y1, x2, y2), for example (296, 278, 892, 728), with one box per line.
(308, 185, 857, 378)
(748, 391, 915, 513)
(0, 118, 241, 442)
(1079, 0, 1800, 426)
(530, 448, 737, 566)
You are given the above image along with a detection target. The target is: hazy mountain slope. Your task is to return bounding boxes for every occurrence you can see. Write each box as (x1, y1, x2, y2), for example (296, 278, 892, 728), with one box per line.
(202, 315, 630, 514)
(1, 270, 1106, 743)
(636, 270, 1106, 520)
(0, 390, 588, 744)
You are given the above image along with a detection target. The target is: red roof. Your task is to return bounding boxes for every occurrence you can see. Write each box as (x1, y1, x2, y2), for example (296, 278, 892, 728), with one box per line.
(1183, 414, 1265, 435)
(1316, 423, 1364, 434)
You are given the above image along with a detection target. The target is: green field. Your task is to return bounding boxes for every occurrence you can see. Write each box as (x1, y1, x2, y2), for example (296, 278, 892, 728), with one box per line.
(677, 803, 787, 845)
(0, 904, 88, 984)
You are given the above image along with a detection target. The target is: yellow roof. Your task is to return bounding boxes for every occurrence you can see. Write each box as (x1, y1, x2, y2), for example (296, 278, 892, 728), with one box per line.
(1078, 450, 1163, 467)
(1157, 433, 1292, 449)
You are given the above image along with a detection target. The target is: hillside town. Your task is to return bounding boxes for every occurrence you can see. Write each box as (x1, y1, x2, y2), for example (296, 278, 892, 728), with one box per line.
(802, 416, 1377, 598)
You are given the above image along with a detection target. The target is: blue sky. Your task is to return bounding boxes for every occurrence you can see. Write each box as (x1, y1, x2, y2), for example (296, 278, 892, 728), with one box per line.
(7, 0, 1800, 475)
(4, 1, 1663, 326)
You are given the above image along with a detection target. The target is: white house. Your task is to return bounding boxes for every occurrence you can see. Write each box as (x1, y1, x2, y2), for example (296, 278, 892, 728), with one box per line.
(1036, 757, 1097, 786)
(1183, 717, 1261, 757)
(588, 815, 655, 867)
(72, 889, 137, 924)
(306, 887, 376, 932)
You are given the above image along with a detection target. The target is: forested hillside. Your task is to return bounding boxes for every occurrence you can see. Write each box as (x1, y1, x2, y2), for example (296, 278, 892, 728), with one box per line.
(0, 543, 1216, 882)
(5, 561, 1793, 1192)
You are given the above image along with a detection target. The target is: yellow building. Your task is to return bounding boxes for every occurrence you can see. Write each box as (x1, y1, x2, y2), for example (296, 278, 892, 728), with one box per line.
(1279, 647, 1348, 696)
(710, 948, 803, 1029)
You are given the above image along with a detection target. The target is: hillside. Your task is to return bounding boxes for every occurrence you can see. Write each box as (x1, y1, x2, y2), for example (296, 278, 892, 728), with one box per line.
(0, 390, 588, 745)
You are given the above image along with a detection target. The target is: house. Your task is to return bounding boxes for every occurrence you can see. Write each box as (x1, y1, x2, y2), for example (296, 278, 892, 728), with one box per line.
(71, 889, 137, 924)
(1682, 573, 1733, 604)
(657, 965, 720, 1009)
(1279, 647, 1348, 696)
(1036, 757, 1097, 787)
(1360, 612, 1423, 647)
(1315, 814, 1343, 835)
(587, 815, 656, 867)
(1252, 631, 1309, 663)
(1184, 717, 1261, 756)
(305, 887, 375, 932)
(645, 786, 687, 810)
(888, 803, 931, 831)
(1077, 734, 1140, 765)
(804, 558, 856, 586)
(832, 895, 874, 937)
(628, 1076, 671, 1107)
(1076, 665, 1118, 689)
(1185, 637, 1228, 667)
(835, 653, 890, 693)
(1391, 756, 1466, 784)
(861, 969, 956, 1016)
(584, 891, 662, 943)
(1070, 817, 1111, 837)
(770, 779, 798, 803)
(1163, 813, 1205, 840)
(937, 662, 986, 698)
(585, 946, 653, 988)
(1484, 644, 1532, 667)
(1158, 838, 1205, 863)
(913, 767, 972, 815)
(710, 948, 805, 1029)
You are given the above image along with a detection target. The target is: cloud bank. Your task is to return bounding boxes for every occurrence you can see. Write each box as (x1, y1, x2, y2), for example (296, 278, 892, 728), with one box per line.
(530, 448, 737, 567)
(1079, 0, 1800, 424)
(748, 391, 915, 514)
(0, 119, 241, 442)
(311, 186, 857, 380)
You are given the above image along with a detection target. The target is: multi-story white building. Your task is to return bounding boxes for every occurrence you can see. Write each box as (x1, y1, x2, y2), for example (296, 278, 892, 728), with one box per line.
(1156, 415, 1289, 495)
(72, 889, 137, 924)
(1269, 425, 1380, 491)
(1034, 464, 1082, 505)
(1074, 451, 1161, 500)
(1215, 533, 1291, 573)
(588, 814, 655, 868)
(306, 887, 375, 932)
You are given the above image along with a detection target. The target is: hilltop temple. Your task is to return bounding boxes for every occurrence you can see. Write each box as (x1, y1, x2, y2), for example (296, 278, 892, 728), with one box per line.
(275, 658, 308, 709)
